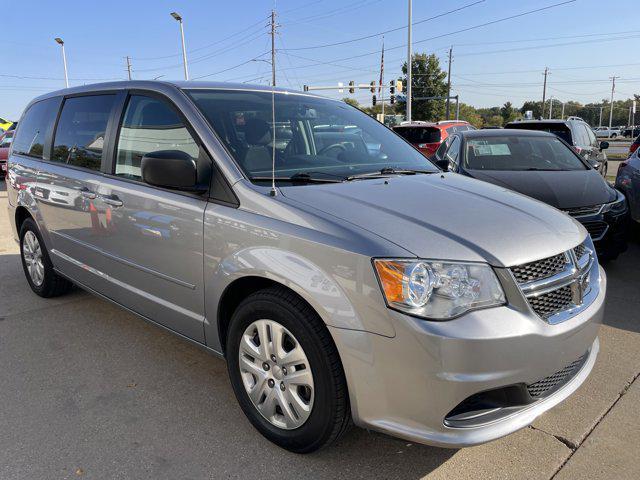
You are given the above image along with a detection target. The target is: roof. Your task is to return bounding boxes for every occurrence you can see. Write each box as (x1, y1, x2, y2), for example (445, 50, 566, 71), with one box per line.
(505, 119, 572, 126)
(28, 80, 322, 104)
(459, 129, 557, 139)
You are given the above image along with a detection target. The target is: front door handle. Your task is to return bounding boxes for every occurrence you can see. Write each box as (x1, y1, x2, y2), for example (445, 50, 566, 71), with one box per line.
(80, 188, 96, 200)
(99, 194, 124, 207)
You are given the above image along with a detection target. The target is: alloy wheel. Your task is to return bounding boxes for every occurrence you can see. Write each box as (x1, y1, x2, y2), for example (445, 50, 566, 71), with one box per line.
(22, 231, 45, 287)
(238, 319, 315, 430)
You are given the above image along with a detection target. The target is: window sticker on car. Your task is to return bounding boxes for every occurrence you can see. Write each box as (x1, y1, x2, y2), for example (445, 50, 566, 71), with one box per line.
(472, 144, 511, 156)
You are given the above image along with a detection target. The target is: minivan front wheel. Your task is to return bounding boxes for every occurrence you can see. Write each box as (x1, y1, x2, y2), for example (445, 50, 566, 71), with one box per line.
(19, 218, 72, 297)
(226, 287, 350, 453)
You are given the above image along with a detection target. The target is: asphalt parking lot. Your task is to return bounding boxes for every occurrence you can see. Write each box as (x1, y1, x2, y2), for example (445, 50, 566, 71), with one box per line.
(1, 182, 639, 480)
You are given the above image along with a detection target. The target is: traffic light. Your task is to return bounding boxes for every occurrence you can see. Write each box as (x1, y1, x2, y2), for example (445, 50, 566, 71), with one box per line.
(349, 81, 355, 94)
(390, 95, 395, 105)
(372, 95, 377, 106)
(303, 85, 309, 92)
(370, 81, 376, 93)
(389, 80, 395, 95)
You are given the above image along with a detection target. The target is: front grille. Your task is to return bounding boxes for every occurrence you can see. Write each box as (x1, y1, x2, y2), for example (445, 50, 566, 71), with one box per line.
(581, 221, 608, 241)
(527, 354, 587, 398)
(510, 253, 567, 284)
(527, 285, 573, 318)
(510, 241, 594, 323)
(563, 205, 602, 217)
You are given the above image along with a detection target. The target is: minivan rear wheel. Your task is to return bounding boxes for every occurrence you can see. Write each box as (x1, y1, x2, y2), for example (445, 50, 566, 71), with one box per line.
(226, 287, 350, 453)
(19, 218, 72, 297)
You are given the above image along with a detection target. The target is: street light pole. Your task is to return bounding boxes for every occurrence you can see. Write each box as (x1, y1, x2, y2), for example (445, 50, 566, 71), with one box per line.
(54, 37, 69, 88)
(406, 0, 412, 122)
(171, 12, 189, 80)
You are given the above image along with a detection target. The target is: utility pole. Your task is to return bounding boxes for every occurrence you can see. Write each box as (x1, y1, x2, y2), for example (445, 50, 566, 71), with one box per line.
(126, 56, 132, 80)
(599, 106, 603, 127)
(406, 0, 412, 122)
(270, 10, 277, 87)
(445, 46, 453, 120)
(608, 76, 619, 131)
(561, 101, 565, 120)
(549, 97, 554, 119)
(541, 67, 549, 119)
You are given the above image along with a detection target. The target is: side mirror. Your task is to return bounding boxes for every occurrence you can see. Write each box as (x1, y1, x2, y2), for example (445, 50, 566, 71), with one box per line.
(435, 159, 449, 170)
(141, 150, 199, 190)
(599, 141, 609, 150)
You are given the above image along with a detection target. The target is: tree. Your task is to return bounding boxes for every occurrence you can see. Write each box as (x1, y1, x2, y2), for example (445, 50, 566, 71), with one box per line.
(456, 103, 483, 128)
(500, 102, 516, 124)
(342, 97, 360, 108)
(396, 53, 447, 121)
(485, 115, 504, 127)
(520, 100, 543, 120)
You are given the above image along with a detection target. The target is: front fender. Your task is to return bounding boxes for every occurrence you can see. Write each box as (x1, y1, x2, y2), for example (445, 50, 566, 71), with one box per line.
(205, 245, 397, 352)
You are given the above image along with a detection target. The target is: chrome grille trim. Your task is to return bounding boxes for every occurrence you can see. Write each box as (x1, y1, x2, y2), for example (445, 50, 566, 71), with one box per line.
(510, 241, 597, 323)
(562, 204, 603, 217)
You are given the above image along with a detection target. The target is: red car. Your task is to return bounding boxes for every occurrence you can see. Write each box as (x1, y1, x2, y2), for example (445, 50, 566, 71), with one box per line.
(629, 134, 639, 157)
(393, 120, 475, 157)
(0, 130, 14, 178)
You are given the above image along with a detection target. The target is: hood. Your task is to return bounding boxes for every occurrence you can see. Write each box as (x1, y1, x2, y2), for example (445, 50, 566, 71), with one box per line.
(465, 169, 615, 209)
(279, 173, 585, 268)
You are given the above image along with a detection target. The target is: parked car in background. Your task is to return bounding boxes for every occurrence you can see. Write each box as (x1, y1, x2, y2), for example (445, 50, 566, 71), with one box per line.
(432, 129, 628, 260)
(6, 80, 604, 453)
(505, 118, 609, 177)
(594, 126, 621, 138)
(629, 134, 640, 157)
(623, 126, 640, 138)
(615, 147, 640, 228)
(0, 130, 14, 178)
(393, 120, 475, 157)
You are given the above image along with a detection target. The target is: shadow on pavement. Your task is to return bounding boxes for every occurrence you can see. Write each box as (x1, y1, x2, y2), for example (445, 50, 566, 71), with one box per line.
(0, 249, 456, 479)
(601, 233, 640, 335)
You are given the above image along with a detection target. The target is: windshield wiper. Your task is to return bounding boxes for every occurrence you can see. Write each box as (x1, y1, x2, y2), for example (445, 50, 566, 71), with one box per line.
(249, 172, 344, 184)
(346, 167, 435, 181)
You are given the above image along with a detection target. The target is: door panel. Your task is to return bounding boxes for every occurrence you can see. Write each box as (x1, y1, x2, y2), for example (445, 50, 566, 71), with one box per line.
(78, 92, 209, 341)
(36, 94, 119, 290)
(86, 178, 207, 341)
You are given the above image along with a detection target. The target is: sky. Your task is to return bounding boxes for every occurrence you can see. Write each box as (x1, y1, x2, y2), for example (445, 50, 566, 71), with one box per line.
(1, 0, 638, 120)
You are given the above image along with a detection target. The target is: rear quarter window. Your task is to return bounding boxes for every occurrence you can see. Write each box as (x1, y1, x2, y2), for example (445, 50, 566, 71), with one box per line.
(12, 97, 61, 159)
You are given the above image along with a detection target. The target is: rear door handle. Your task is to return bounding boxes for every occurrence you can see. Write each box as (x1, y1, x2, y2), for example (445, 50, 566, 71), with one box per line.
(99, 194, 124, 207)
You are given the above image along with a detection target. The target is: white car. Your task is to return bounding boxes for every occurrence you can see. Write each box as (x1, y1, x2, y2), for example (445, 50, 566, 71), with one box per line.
(594, 126, 621, 138)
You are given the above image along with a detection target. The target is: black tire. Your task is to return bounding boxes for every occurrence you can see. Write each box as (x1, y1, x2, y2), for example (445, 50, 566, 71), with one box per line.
(226, 287, 351, 453)
(19, 217, 72, 297)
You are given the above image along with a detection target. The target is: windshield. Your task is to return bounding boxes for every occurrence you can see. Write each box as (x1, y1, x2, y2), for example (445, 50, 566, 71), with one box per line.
(464, 135, 587, 171)
(186, 89, 437, 183)
(393, 126, 441, 144)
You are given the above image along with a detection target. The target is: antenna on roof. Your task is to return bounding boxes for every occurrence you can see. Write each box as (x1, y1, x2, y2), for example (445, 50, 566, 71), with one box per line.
(269, 8, 278, 197)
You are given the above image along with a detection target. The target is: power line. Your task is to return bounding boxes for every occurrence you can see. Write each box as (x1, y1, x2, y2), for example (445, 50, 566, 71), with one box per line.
(280, 0, 484, 51)
(191, 52, 270, 80)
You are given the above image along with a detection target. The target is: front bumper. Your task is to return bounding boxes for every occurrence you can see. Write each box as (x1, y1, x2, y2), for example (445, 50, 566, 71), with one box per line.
(330, 266, 605, 448)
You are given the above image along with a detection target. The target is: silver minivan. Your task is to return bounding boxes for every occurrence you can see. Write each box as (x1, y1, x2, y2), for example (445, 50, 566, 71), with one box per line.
(6, 81, 605, 453)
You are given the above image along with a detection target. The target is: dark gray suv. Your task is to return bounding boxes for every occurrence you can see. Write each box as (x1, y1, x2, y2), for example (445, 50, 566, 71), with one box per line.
(505, 118, 609, 177)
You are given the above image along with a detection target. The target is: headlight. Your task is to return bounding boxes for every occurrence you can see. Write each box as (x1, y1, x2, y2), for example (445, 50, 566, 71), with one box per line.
(373, 259, 505, 320)
(601, 190, 627, 214)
